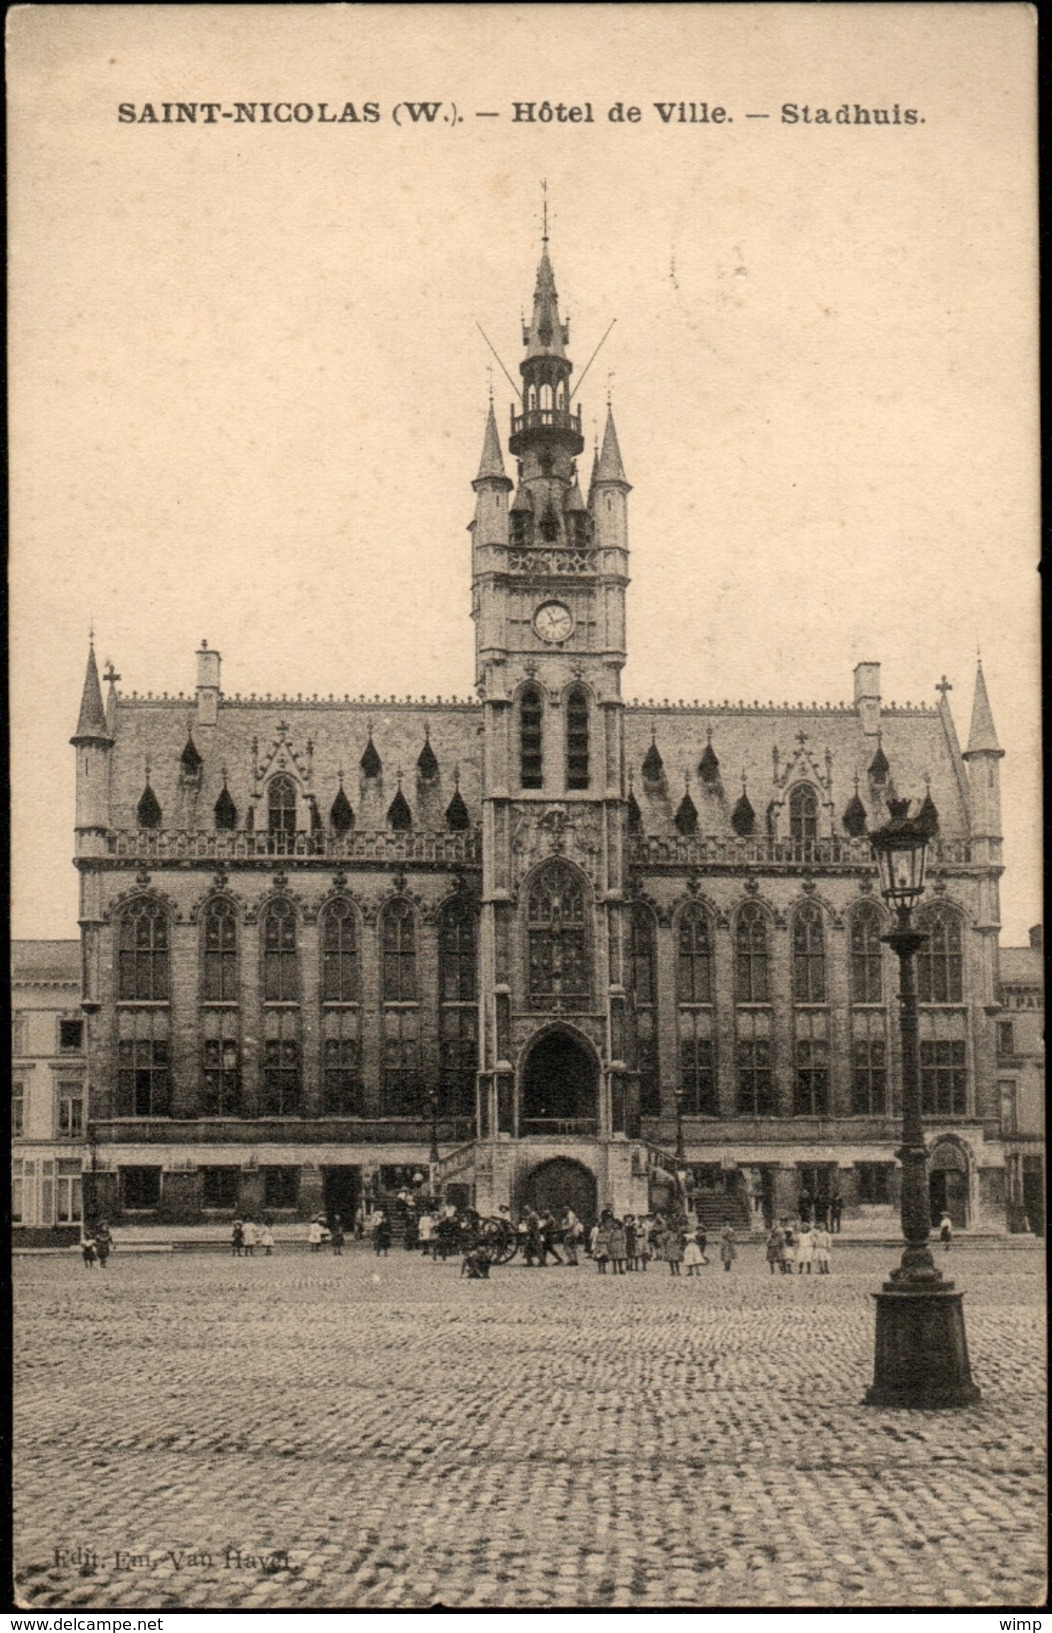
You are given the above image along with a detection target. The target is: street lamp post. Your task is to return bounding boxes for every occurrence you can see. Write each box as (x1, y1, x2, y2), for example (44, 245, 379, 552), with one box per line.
(427, 1087, 440, 1198)
(865, 800, 980, 1408)
(674, 1085, 686, 1162)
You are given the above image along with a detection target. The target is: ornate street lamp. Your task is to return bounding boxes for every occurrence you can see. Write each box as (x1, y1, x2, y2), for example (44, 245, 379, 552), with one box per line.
(865, 799, 980, 1407)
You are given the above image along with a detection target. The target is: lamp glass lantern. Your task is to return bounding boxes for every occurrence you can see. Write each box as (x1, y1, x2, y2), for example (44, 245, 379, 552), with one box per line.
(869, 798, 929, 912)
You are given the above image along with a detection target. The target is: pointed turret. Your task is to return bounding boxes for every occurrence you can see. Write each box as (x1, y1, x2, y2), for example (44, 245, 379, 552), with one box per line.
(962, 660, 1003, 873)
(72, 642, 113, 849)
(965, 662, 1002, 757)
(72, 644, 110, 745)
(594, 407, 630, 490)
(474, 401, 511, 488)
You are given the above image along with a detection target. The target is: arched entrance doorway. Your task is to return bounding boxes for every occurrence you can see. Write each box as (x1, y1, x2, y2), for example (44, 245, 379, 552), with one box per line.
(929, 1139, 969, 1229)
(520, 1029, 598, 1136)
(523, 1158, 597, 1223)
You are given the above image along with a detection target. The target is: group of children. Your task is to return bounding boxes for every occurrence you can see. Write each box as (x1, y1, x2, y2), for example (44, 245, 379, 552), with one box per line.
(589, 1212, 738, 1277)
(765, 1219, 833, 1274)
(231, 1218, 276, 1256)
(80, 1220, 113, 1268)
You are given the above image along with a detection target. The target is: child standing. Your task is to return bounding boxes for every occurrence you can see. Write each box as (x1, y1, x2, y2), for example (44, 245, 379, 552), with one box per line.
(682, 1231, 704, 1277)
(796, 1223, 814, 1275)
(259, 1223, 275, 1256)
(232, 1217, 245, 1257)
(812, 1221, 831, 1274)
(719, 1223, 737, 1273)
(939, 1211, 953, 1252)
(330, 1219, 345, 1256)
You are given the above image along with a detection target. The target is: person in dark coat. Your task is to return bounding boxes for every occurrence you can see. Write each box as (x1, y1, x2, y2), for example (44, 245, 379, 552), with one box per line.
(94, 1221, 113, 1269)
(330, 1219, 345, 1255)
(231, 1218, 244, 1257)
(374, 1213, 391, 1256)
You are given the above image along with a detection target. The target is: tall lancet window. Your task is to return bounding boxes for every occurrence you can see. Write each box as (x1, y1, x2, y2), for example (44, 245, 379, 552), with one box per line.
(520, 686, 544, 790)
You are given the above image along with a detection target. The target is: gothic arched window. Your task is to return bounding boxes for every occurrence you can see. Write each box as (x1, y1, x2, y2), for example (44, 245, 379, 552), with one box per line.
(520, 687, 544, 790)
(268, 775, 297, 853)
(917, 905, 964, 1004)
(118, 899, 170, 1002)
(527, 862, 589, 1007)
(439, 900, 477, 1003)
(321, 899, 359, 1004)
(202, 898, 237, 1003)
(381, 898, 417, 1003)
(735, 903, 769, 1004)
(792, 901, 827, 1004)
(676, 904, 713, 1003)
(789, 784, 819, 849)
(262, 898, 298, 1004)
(566, 686, 590, 790)
(850, 902, 884, 1004)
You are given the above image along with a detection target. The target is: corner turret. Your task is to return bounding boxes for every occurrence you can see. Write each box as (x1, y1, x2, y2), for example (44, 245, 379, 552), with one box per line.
(70, 643, 112, 847)
(962, 661, 1003, 869)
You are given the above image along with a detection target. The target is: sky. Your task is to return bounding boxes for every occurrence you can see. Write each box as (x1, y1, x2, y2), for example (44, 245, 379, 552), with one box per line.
(9, 4, 1040, 943)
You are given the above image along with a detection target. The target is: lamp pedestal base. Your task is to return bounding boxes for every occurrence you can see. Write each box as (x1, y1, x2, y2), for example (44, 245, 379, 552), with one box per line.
(865, 1284, 981, 1408)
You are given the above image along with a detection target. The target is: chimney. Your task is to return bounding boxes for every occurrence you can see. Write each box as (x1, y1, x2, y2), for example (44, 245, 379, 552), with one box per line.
(196, 639, 221, 727)
(854, 661, 881, 737)
(1028, 924, 1042, 951)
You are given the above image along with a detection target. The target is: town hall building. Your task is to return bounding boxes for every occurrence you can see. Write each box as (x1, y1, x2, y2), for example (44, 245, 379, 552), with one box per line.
(72, 236, 1011, 1233)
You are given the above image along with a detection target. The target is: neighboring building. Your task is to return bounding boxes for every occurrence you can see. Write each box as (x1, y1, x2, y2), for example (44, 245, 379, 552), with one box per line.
(997, 926, 1045, 1234)
(12, 940, 87, 1242)
(74, 235, 1011, 1231)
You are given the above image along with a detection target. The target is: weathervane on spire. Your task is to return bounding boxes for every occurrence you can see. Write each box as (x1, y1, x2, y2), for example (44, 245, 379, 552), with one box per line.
(541, 178, 549, 242)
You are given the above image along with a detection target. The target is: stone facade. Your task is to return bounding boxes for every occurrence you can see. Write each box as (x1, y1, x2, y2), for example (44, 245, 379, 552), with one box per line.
(12, 940, 87, 1242)
(997, 927, 1044, 1233)
(73, 236, 1013, 1231)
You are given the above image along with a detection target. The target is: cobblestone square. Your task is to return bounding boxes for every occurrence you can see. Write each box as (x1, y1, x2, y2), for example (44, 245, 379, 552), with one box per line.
(13, 1240, 1046, 1609)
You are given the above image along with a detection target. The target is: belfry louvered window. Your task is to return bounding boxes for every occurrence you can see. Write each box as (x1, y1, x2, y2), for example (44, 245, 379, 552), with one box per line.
(566, 687, 590, 790)
(520, 687, 544, 789)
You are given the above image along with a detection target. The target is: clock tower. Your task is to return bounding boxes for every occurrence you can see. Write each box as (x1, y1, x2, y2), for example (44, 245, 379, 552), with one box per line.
(469, 235, 640, 1215)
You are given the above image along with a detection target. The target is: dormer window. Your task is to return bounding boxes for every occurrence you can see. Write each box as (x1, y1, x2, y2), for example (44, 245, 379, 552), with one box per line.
(268, 775, 296, 853)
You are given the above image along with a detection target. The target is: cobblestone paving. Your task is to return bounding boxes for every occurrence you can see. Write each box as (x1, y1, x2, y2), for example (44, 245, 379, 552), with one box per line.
(13, 1242, 1045, 1610)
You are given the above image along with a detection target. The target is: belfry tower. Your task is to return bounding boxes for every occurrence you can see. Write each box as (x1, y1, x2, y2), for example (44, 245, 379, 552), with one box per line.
(468, 234, 641, 1218)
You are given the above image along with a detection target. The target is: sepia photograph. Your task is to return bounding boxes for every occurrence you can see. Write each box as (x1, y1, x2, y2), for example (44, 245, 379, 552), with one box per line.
(9, 4, 1043, 1614)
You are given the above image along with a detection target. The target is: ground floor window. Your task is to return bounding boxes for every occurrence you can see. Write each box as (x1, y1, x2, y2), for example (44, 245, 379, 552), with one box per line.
(121, 1166, 162, 1210)
(857, 1162, 893, 1205)
(201, 1167, 240, 1210)
(263, 1166, 299, 1210)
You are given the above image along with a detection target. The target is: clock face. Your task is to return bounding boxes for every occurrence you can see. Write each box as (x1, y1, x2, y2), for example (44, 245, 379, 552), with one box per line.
(534, 601, 575, 644)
